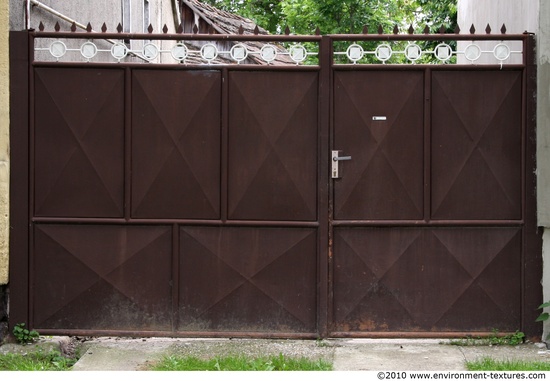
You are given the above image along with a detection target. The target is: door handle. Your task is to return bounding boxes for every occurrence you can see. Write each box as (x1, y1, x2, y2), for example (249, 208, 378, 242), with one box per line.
(333, 155, 352, 161)
(332, 150, 351, 178)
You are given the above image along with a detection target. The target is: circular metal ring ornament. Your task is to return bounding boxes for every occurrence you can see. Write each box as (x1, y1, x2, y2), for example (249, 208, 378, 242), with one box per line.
(49, 41, 67, 58)
(200, 43, 219, 62)
(171, 43, 188, 61)
(375, 44, 393, 62)
(434, 43, 453, 62)
(230, 43, 248, 63)
(289, 44, 308, 63)
(493, 43, 511, 61)
(405, 43, 422, 62)
(143, 43, 160, 60)
(111, 43, 129, 60)
(80, 41, 98, 60)
(464, 43, 482, 62)
(260, 44, 278, 63)
(346, 43, 364, 63)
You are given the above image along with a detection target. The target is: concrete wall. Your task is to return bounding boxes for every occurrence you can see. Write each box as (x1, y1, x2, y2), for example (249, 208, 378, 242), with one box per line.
(538, 0, 550, 341)
(457, 0, 538, 35)
(1, 0, 10, 287)
(456, 0, 538, 65)
(1, 0, 9, 344)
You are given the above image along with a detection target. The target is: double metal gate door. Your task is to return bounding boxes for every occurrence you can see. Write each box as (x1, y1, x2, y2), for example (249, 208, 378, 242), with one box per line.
(9, 29, 541, 338)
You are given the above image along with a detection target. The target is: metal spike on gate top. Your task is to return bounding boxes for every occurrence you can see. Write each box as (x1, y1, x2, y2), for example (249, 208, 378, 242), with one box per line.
(71, 22, 77, 32)
(101, 23, 107, 33)
(177, 23, 183, 33)
(39, 21, 45, 31)
(315, 26, 321, 35)
(285, 25, 290, 35)
(485, 23, 492, 34)
(454, 24, 461, 34)
(439, 25, 446, 34)
(423, 25, 430, 34)
(86, 22, 92, 32)
(377, 25, 383, 34)
(193, 24, 198, 34)
(54, 22, 61, 32)
(408, 24, 414, 34)
(470, 23, 476, 34)
(501, 24, 507, 34)
(117, 23, 123, 33)
(362, 25, 369, 34)
(393, 25, 399, 34)
(163, 24, 169, 34)
(148, 24, 154, 33)
(238, 24, 244, 34)
(254, 25, 260, 35)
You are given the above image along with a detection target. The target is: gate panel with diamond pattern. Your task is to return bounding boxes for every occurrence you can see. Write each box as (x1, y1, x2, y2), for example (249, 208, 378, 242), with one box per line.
(331, 68, 527, 333)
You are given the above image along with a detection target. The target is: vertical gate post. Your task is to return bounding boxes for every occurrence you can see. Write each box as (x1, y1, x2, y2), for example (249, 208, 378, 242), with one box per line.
(522, 33, 542, 339)
(318, 35, 331, 338)
(9, 31, 31, 331)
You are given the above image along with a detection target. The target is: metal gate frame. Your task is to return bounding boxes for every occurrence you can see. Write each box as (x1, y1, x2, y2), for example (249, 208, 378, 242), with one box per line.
(8, 26, 542, 338)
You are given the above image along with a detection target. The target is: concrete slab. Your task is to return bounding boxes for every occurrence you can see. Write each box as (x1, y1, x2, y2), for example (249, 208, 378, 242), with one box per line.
(459, 343, 550, 363)
(332, 339, 467, 371)
(71, 338, 177, 371)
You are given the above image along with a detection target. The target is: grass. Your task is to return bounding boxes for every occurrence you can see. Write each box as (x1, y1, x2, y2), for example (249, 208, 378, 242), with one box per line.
(149, 353, 333, 371)
(0, 349, 77, 371)
(448, 331, 525, 346)
(466, 357, 550, 371)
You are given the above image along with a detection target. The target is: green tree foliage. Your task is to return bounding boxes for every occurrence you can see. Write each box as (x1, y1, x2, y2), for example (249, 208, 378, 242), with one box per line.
(199, 0, 456, 35)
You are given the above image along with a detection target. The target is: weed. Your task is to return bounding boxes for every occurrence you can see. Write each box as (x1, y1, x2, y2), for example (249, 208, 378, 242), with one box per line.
(149, 353, 333, 371)
(316, 338, 330, 347)
(466, 357, 550, 371)
(0, 349, 76, 371)
(536, 301, 550, 341)
(12, 323, 40, 345)
(448, 330, 525, 346)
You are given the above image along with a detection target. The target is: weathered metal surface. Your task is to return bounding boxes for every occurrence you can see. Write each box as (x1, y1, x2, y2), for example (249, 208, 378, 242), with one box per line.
(179, 227, 317, 333)
(329, 67, 527, 335)
(431, 71, 522, 220)
(33, 225, 173, 330)
(34, 68, 125, 217)
(333, 70, 424, 220)
(9, 30, 541, 338)
(332, 227, 521, 332)
(227, 71, 318, 221)
(131, 69, 221, 219)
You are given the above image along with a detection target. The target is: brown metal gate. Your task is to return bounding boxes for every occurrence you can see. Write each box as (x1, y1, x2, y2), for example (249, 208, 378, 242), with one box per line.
(9, 28, 541, 338)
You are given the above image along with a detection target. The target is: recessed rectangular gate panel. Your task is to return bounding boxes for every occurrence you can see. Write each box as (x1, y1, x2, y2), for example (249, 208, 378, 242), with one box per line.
(333, 71, 424, 220)
(332, 227, 521, 332)
(34, 68, 125, 218)
(179, 226, 318, 333)
(431, 71, 522, 220)
(33, 225, 173, 330)
(131, 70, 221, 219)
(228, 71, 319, 221)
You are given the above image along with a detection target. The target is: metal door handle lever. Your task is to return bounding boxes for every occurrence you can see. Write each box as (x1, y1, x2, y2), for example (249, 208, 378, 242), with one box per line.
(333, 156, 352, 161)
(332, 150, 351, 178)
